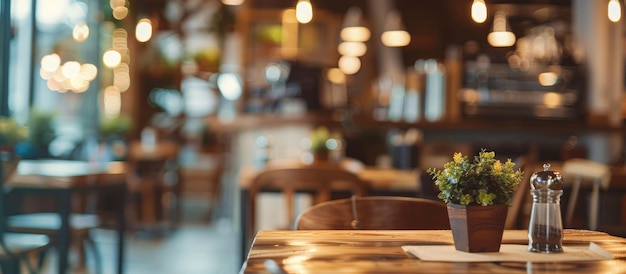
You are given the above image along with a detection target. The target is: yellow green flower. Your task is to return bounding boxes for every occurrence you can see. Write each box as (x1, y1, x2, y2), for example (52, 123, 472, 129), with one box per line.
(427, 148, 524, 206)
(453, 152, 463, 163)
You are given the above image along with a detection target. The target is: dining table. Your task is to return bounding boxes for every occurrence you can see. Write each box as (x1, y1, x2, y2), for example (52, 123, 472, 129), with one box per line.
(241, 229, 626, 273)
(5, 159, 128, 274)
(237, 158, 421, 262)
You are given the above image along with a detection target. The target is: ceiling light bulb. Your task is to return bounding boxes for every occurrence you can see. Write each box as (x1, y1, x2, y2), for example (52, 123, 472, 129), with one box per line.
(487, 11, 516, 47)
(381, 30, 411, 47)
(296, 0, 313, 24)
(471, 0, 487, 23)
(338, 56, 361, 75)
(338, 41, 367, 57)
(609, 0, 622, 22)
(341, 7, 370, 42)
(221, 0, 244, 5)
(135, 18, 153, 42)
(381, 11, 410, 47)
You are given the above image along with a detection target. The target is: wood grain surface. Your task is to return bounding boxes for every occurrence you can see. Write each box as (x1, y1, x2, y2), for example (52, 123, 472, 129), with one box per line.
(242, 229, 626, 273)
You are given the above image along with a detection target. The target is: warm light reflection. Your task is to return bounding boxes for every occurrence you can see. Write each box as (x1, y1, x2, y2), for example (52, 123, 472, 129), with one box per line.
(487, 11, 516, 47)
(136, 18, 153, 42)
(326, 68, 346, 84)
(296, 0, 313, 24)
(103, 86, 122, 117)
(538, 72, 558, 86)
(282, 9, 299, 58)
(221, 0, 244, 5)
(72, 23, 89, 42)
(42, 58, 98, 93)
(114, 73, 130, 92)
(463, 89, 480, 103)
(37, 0, 68, 25)
(69, 77, 88, 93)
(337, 41, 367, 57)
(80, 64, 98, 81)
(217, 73, 243, 100)
(41, 54, 61, 72)
(543, 92, 561, 108)
(338, 56, 361, 75)
(471, 0, 487, 23)
(109, 0, 126, 9)
(61, 61, 81, 79)
(103, 50, 122, 67)
(112, 6, 129, 20)
(609, 0, 622, 22)
(40, 68, 53, 80)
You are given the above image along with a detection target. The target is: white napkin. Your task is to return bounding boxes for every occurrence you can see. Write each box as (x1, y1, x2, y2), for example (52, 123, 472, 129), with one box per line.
(402, 243, 613, 262)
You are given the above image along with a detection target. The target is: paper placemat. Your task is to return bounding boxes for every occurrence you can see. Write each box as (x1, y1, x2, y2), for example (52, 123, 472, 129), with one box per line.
(402, 243, 613, 262)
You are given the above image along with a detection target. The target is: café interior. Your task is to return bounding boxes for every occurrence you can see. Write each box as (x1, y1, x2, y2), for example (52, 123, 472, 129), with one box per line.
(2, 0, 626, 273)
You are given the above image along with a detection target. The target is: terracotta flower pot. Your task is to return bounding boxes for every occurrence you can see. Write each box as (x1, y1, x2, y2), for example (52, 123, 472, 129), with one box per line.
(1, 158, 18, 182)
(313, 151, 329, 162)
(447, 203, 508, 252)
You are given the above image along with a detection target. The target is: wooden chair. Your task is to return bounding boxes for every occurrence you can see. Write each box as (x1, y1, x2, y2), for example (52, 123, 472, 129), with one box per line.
(127, 140, 181, 231)
(7, 213, 100, 272)
(295, 196, 450, 230)
(6, 174, 102, 272)
(561, 158, 611, 230)
(0, 161, 50, 273)
(247, 163, 367, 244)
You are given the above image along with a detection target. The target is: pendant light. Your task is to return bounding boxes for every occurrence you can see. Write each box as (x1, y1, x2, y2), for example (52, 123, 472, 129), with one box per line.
(381, 10, 410, 47)
(471, 0, 487, 23)
(296, 0, 313, 24)
(487, 11, 515, 47)
(341, 7, 370, 42)
(608, 0, 622, 22)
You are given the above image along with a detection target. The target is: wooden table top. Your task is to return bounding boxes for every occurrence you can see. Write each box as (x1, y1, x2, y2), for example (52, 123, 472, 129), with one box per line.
(239, 158, 420, 192)
(6, 160, 128, 188)
(242, 229, 626, 273)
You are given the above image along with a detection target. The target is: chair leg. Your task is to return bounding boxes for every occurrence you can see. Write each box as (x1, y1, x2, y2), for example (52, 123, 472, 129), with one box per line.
(566, 176, 582, 228)
(37, 249, 48, 272)
(84, 233, 102, 274)
(589, 181, 601, 231)
(77, 235, 87, 271)
(1, 257, 21, 274)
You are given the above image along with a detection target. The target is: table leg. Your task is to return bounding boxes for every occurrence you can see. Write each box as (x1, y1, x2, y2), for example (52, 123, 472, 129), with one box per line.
(117, 185, 127, 274)
(57, 190, 71, 274)
(240, 189, 249, 265)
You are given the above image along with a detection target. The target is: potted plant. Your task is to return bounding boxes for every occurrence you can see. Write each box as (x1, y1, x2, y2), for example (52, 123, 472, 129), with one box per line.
(427, 149, 524, 252)
(0, 116, 28, 180)
(100, 114, 133, 160)
(309, 126, 331, 161)
(25, 109, 56, 158)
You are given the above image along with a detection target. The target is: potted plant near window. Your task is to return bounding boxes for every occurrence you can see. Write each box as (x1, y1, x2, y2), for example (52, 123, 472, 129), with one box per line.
(0, 116, 28, 181)
(427, 149, 524, 252)
(100, 114, 133, 161)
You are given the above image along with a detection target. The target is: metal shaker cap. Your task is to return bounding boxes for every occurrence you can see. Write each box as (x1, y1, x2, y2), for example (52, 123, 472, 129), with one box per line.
(530, 163, 563, 190)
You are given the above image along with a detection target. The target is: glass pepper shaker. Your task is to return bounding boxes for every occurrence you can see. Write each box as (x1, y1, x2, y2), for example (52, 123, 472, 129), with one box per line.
(528, 163, 564, 253)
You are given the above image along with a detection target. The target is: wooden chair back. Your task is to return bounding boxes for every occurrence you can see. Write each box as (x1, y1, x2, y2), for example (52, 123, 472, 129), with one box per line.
(0, 157, 50, 273)
(247, 164, 367, 240)
(562, 158, 611, 230)
(295, 196, 450, 230)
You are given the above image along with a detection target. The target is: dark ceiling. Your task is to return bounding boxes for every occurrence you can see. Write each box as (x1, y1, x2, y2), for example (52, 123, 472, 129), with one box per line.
(136, 0, 573, 67)
(249, 0, 573, 64)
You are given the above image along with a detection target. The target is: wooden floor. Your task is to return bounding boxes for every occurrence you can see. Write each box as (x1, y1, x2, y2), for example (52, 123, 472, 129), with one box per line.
(40, 196, 241, 274)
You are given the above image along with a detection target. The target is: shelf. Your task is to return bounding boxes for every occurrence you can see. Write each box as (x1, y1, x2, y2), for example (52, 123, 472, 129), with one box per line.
(204, 112, 624, 136)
